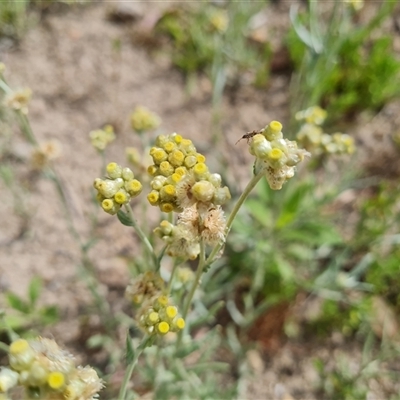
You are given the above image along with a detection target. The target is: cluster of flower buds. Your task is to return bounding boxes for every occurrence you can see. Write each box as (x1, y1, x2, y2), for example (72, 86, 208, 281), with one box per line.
(89, 125, 115, 151)
(31, 140, 62, 170)
(93, 162, 142, 215)
(209, 9, 229, 33)
(0, 337, 102, 400)
(125, 273, 185, 336)
(130, 106, 161, 133)
(247, 121, 310, 190)
(295, 106, 355, 156)
(343, 0, 364, 11)
(125, 271, 165, 305)
(154, 204, 226, 260)
(147, 133, 231, 213)
(4, 88, 32, 115)
(295, 105, 327, 126)
(136, 295, 185, 336)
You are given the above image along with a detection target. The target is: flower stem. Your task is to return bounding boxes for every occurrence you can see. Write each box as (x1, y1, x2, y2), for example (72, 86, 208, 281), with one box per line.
(118, 335, 149, 400)
(124, 203, 159, 270)
(206, 171, 264, 265)
(166, 259, 180, 294)
(182, 239, 206, 320)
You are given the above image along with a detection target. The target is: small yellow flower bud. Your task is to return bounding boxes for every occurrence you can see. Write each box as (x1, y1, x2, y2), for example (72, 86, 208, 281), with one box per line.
(191, 181, 215, 203)
(122, 167, 134, 181)
(152, 149, 168, 165)
(160, 184, 176, 201)
(213, 186, 231, 205)
(168, 149, 185, 167)
(160, 202, 174, 213)
(170, 173, 183, 183)
(147, 165, 158, 176)
(264, 121, 283, 141)
(114, 190, 130, 205)
(147, 312, 160, 325)
(9, 339, 29, 356)
(175, 166, 186, 176)
(155, 135, 168, 147)
(180, 138, 195, 153)
(9, 339, 34, 371)
(193, 162, 209, 179)
(196, 154, 206, 163)
(184, 155, 197, 168)
(106, 162, 122, 179)
(159, 220, 173, 235)
(126, 147, 141, 166)
(176, 317, 185, 330)
(208, 173, 222, 187)
(173, 134, 183, 144)
(159, 161, 174, 177)
(166, 306, 178, 319)
(151, 178, 165, 190)
(147, 190, 160, 205)
(102, 199, 120, 214)
(132, 294, 143, 304)
(28, 361, 48, 386)
(252, 136, 272, 159)
(125, 179, 143, 196)
(163, 141, 176, 153)
(130, 106, 161, 132)
(157, 296, 169, 307)
(47, 371, 65, 390)
(157, 322, 170, 334)
(268, 148, 284, 161)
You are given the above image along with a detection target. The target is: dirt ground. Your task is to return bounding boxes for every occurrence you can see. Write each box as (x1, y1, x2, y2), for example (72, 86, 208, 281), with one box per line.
(1, 1, 400, 399)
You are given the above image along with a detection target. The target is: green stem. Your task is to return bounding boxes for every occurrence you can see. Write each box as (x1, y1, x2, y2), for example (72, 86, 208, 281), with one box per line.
(166, 259, 181, 294)
(46, 168, 82, 246)
(0, 79, 37, 145)
(176, 241, 206, 350)
(100, 150, 107, 175)
(0, 79, 12, 95)
(16, 112, 38, 145)
(124, 203, 159, 270)
(205, 171, 264, 265)
(182, 239, 206, 320)
(118, 336, 149, 400)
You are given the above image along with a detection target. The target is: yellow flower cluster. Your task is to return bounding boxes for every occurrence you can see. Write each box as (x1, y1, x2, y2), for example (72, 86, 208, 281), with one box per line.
(89, 125, 115, 151)
(343, 0, 364, 11)
(125, 273, 185, 336)
(93, 162, 142, 215)
(4, 88, 32, 115)
(137, 295, 185, 336)
(0, 338, 102, 400)
(130, 106, 161, 133)
(209, 10, 229, 33)
(295, 105, 327, 126)
(248, 121, 310, 190)
(295, 106, 355, 156)
(154, 205, 226, 260)
(125, 271, 165, 305)
(31, 140, 62, 170)
(147, 133, 231, 213)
